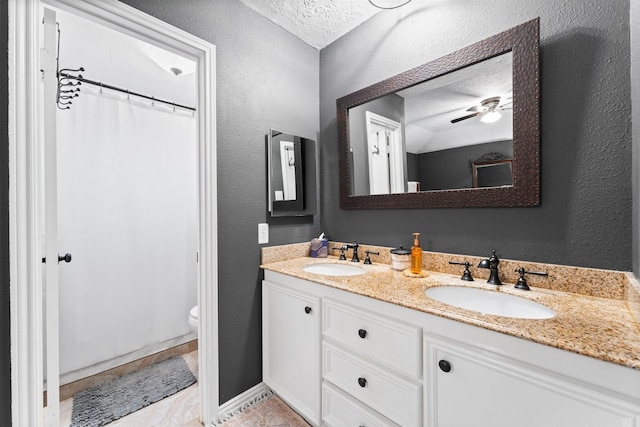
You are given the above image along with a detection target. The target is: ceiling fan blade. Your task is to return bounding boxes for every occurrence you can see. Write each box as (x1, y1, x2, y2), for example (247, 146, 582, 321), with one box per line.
(466, 105, 483, 112)
(451, 112, 480, 123)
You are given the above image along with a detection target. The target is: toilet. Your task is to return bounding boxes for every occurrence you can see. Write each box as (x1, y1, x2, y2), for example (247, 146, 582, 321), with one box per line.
(188, 305, 198, 334)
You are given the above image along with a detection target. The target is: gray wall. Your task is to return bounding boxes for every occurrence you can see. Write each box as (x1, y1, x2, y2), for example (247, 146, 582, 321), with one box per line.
(112, 0, 322, 404)
(320, 0, 632, 270)
(417, 140, 513, 191)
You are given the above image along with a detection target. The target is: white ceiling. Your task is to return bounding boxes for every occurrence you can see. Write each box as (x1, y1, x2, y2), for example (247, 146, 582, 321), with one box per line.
(397, 53, 513, 153)
(236, 0, 382, 49)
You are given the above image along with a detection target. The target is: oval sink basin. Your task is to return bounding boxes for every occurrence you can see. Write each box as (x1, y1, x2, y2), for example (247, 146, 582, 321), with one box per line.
(302, 263, 366, 276)
(424, 286, 555, 319)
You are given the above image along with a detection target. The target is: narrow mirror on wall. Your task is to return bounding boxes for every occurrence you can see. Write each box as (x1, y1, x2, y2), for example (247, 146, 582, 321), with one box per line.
(267, 129, 317, 217)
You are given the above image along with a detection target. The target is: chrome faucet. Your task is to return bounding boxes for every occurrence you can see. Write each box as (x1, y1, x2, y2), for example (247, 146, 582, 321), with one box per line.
(346, 241, 360, 262)
(478, 250, 502, 285)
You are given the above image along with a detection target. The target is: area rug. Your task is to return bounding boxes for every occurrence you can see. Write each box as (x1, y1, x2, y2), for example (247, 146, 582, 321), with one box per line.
(70, 356, 197, 427)
(220, 392, 310, 426)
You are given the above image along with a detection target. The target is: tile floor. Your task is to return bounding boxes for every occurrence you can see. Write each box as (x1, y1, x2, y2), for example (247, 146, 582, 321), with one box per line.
(59, 350, 201, 427)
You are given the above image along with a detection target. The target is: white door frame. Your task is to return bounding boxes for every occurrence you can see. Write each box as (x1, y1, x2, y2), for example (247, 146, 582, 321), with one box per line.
(365, 111, 404, 194)
(8, 1, 219, 426)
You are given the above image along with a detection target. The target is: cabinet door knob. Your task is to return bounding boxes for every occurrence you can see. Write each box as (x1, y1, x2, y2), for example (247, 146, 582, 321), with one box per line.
(358, 329, 367, 339)
(304, 306, 312, 314)
(357, 377, 367, 388)
(438, 359, 452, 373)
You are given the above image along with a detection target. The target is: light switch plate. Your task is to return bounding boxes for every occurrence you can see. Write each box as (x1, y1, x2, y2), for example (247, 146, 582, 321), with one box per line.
(258, 223, 269, 244)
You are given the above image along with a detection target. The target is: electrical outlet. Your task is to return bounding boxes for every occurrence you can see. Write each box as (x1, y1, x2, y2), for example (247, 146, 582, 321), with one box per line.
(258, 223, 269, 244)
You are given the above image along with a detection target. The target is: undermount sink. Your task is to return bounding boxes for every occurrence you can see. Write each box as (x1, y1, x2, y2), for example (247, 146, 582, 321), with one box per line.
(424, 286, 555, 319)
(302, 263, 366, 276)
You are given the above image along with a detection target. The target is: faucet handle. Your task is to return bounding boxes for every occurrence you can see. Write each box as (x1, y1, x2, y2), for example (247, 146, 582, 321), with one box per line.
(332, 246, 347, 260)
(363, 250, 380, 265)
(449, 260, 474, 281)
(514, 267, 548, 290)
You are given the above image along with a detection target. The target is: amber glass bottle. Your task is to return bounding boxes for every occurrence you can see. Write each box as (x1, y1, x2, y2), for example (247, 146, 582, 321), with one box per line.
(410, 232, 422, 274)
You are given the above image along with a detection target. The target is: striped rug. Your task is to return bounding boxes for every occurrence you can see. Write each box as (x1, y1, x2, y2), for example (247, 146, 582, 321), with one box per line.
(220, 393, 310, 426)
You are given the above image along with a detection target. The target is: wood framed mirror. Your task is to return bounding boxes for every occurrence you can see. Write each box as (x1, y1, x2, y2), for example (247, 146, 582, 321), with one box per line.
(471, 153, 514, 188)
(337, 18, 540, 209)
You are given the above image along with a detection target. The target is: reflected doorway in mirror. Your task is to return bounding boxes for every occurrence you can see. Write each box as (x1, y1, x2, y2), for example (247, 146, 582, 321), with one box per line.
(365, 111, 404, 195)
(279, 141, 297, 201)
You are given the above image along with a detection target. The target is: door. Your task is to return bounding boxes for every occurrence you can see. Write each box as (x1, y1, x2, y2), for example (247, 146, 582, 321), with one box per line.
(11, 2, 218, 425)
(262, 280, 321, 426)
(426, 335, 638, 427)
(365, 111, 404, 195)
(279, 140, 297, 200)
(41, 7, 62, 426)
(367, 127, 391, 195)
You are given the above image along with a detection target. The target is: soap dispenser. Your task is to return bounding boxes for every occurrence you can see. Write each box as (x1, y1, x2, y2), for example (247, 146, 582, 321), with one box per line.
(410, 233, 422, 274)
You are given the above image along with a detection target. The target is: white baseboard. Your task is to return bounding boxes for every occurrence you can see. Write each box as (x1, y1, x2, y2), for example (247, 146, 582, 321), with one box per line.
(57, 333, 197, 387)
(217, 382, 273, 423)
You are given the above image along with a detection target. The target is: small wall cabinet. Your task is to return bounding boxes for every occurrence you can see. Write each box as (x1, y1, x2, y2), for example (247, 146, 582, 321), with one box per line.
(262, 271, 640, 427)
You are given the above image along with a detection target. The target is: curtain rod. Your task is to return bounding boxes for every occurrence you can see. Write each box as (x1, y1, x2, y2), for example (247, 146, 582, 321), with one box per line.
(59, 72, 196, 112)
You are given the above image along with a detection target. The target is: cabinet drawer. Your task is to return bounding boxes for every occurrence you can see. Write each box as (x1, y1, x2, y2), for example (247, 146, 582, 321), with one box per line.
(323, 381, 400, 427)
(323, 342, 422, 427)
(323, 299, 421, 378)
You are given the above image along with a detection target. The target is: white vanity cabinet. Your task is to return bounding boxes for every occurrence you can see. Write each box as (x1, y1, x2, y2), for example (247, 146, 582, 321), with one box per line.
(425, 333, 640, 427)
(262, 270, 640, 427)
(262, 278, 322, 426)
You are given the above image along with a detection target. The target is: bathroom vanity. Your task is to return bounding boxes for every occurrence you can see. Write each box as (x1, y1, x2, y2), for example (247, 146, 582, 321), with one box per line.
(261, 244, 640, 427)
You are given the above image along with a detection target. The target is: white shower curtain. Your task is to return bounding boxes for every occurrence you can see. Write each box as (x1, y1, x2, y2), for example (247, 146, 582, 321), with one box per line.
(56, 89, 197, 376)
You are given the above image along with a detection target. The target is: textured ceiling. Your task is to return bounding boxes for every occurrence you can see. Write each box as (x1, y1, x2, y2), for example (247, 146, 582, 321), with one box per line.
(237, 0, 381, 49)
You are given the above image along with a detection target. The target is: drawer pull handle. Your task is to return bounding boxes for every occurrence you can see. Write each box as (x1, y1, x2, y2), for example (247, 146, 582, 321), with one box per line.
(358, 329, 367, 339)
(357, 377, 367, 388)
(439, 359, 452, 373)
(304, 306, 312, 314)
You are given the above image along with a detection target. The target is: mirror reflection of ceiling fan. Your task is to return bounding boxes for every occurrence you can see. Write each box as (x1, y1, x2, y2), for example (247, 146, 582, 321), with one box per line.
(451, 96, 512, 124)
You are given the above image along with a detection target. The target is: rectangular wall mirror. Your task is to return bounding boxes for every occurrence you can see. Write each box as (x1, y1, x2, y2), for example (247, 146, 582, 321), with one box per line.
(337, 18, 540, 209)
(267, 129, 316, 217)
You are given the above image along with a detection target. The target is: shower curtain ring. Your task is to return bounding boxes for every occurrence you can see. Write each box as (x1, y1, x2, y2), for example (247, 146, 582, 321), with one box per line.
(126, 89, 130, 101)
(99, 82, 103, 95)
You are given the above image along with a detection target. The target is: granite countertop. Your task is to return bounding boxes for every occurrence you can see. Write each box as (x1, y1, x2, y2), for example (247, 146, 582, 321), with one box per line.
(261, 256, 640, 370)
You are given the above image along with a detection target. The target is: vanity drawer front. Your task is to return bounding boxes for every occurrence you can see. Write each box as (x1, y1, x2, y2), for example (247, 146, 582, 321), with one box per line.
(323, 299, 422, 378)
(323, 342, 422, 427)
(322, 381, 400, 427)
